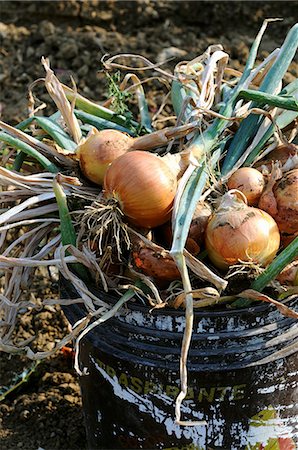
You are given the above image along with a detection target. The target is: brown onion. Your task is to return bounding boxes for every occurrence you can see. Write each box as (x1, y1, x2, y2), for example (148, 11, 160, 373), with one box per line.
(259, 168, 298, 242)
(132, 238, 180, 282)
(104, 151, 177, 228)
(77, 128, 133, 185)
(227, 167, 265, 205)
(205, 190, 280, 270)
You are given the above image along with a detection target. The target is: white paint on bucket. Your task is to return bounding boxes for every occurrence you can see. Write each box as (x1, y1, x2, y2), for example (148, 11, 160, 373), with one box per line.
(90, 352, 297, 448)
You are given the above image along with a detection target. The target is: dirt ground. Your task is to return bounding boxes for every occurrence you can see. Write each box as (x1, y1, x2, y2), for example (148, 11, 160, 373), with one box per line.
(0, 2, 297, 449)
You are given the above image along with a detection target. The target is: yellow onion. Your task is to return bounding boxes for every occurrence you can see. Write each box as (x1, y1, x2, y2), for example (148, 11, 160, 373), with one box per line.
(104, 151, 177, 228)
(77, 128, 133, 185)
(205, 190, 280, 270)
(227, 167, 265, 205)
(259, 168, 298, 245)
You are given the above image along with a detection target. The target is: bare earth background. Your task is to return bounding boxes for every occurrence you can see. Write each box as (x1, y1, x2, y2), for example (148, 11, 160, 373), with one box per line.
(0, 2, 297, 449)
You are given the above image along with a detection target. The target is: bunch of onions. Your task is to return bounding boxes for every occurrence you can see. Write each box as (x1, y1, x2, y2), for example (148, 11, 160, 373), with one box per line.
(77, 122, 197, 185)
(205, 190, 280, 270)
(259, 168, 298, 246)
(104, 150, 178, 228)
(227, 167, 265, 206)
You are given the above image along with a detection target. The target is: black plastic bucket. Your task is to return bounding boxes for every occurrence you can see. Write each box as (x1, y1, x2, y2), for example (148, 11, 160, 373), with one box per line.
(60, 278, 298, 450)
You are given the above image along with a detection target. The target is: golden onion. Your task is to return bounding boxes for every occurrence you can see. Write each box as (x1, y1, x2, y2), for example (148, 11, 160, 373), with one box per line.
(227, 167, 265, 205)
(104, 151, 177, 228)
(205, 190, 280, 270)
(77, 128, 133, 185)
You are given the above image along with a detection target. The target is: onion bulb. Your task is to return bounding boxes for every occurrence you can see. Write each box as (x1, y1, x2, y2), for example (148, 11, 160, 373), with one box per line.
(259, 168, 298, 245)
(77, 128, 133, 185)
(104, 151, 177, 228)
(227, 167, 265, 205)
(205, 190, 280, 270)
(132, 237, 180, 282)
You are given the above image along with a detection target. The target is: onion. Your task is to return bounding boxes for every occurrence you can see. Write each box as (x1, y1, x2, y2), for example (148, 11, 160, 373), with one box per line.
(104, 151, 177, 228)
(77, 128, 133, 185)
(205, 190, 280, 270)
(132, 237, 180, 282)
(259, 168, 298, 245)
(227, 167, 265, 205)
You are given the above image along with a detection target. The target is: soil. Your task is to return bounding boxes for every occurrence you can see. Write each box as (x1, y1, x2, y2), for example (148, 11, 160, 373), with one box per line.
(0, 2, 297, 449)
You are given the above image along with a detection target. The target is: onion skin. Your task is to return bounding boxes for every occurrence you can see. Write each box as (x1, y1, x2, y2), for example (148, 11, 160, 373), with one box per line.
(227, 167, 265, 205)
(77, 128, 133, 185)
(255, 143, 297, 171)
(276, 260, 298, 286)
(205, 190, 280, 270)
(104, 151, 177, 228)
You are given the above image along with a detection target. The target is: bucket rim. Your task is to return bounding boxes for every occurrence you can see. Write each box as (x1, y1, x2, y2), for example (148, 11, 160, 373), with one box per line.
(59, 275, 296, 318)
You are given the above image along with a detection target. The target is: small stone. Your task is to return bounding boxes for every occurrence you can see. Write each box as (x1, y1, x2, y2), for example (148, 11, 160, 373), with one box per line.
(77, 64, 89, 77)
(64, 394, 74, 403)
(39, 20, 55, 38)
(58, 41, 78, 60)
(20, 409, 30, 420)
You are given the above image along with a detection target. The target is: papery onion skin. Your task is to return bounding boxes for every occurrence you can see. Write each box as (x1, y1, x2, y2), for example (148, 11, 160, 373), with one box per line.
(205, 191, 280, 270)
(104, 151, 177, 228)
(276, 260, 298, 286)
(77, 129, 133, 185)
(255, 143, 297, 171)
(227, 167, 265, 205)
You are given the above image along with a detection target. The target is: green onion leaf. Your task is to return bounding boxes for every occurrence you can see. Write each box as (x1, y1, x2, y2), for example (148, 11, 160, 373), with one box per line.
(237, 89, 298, 111)
(53, 177, 89, 281)
(222, 23, 298, 175)
(34, 116, 77, 152)
(0, 132, 59, 173)
(251, 237, 298, 292)
(74, 110, 136, 136)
